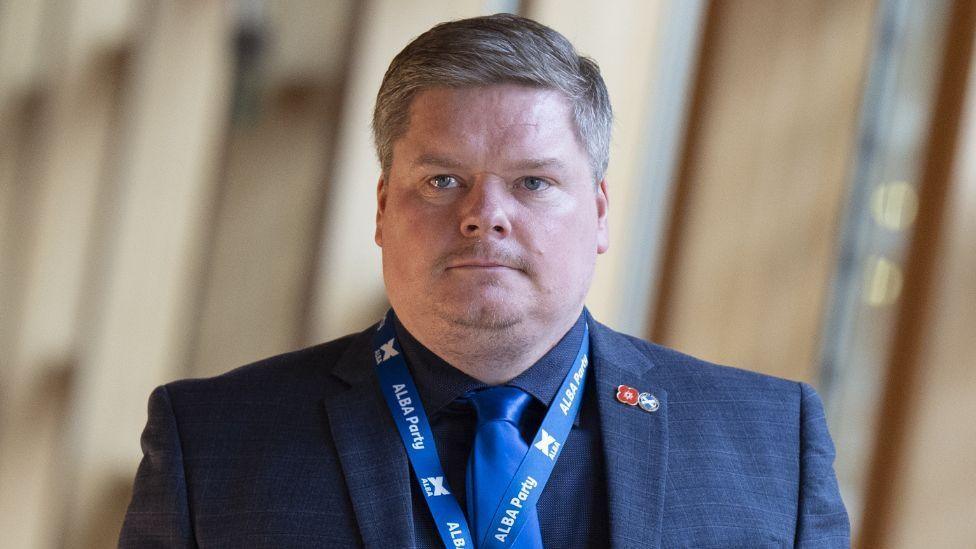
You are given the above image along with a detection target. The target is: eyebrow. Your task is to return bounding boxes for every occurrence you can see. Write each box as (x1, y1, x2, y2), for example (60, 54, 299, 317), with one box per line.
(411, 154, 567, 172)
(411, 154, 464, 169)
(508, 158, 567, 171)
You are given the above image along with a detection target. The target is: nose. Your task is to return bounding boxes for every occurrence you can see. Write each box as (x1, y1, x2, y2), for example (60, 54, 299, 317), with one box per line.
(459, 179, 512, 239)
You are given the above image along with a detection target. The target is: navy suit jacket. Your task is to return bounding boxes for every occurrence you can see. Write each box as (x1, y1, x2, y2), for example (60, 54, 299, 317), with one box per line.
(120, 319, 849, 548)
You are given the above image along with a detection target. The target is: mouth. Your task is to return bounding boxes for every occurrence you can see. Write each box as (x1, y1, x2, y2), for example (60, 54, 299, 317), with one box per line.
(445, 260, 519, 271)
(438, 244, 528, 274)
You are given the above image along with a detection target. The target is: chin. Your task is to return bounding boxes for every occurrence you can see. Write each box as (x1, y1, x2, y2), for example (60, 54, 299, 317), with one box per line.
(435, 299, 527, 330)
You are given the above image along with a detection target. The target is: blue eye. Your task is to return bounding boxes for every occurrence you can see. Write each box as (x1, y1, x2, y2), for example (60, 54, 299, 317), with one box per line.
(429, 175, 460, 189)
(521, 177, 550, 191)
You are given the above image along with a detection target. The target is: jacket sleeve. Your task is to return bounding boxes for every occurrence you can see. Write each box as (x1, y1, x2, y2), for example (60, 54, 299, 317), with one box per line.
(794, 382, 851, 548)
(118, 385, 197, 548)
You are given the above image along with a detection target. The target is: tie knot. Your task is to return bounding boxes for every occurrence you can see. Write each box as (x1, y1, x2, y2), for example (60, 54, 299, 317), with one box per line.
(467, 386, 533, 427)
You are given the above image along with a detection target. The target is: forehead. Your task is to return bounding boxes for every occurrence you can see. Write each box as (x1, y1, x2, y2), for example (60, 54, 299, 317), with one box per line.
(394, 85, 584, 166)
(409, 85, 572, 127)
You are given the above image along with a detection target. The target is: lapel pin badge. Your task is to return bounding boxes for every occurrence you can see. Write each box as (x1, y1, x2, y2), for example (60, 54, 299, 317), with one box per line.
(638, 392, 660, 413)
(616, 385, 659, 413)
(616, 385, 639, 405)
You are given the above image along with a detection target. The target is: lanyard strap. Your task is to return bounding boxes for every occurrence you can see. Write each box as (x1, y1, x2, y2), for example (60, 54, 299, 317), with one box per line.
(372, 310, 590, 548)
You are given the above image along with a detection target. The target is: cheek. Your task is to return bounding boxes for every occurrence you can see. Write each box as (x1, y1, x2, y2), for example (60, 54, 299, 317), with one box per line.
(535, 208, 599, 278)
(383, 207, 449, 269)
(384, 232, 426, 273)
(530, 219, 595, 268)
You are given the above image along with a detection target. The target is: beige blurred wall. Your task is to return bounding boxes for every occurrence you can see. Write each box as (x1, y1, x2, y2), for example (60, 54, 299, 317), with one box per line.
(0, 1, 147, 547)
(652, 0, 877, 383)
(885, 55, 976, 546)
(2, 1, 976, 548)
(190, 0, 358, 378)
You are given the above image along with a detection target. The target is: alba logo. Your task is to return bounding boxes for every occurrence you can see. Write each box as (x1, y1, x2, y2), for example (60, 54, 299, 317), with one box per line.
(534, 429, 560, 460)
(421, 476, 450, 497)
(374, 338, 399, 364)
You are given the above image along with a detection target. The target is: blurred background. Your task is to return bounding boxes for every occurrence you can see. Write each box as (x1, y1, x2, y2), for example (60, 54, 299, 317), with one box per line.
(1, 0, 973, 547)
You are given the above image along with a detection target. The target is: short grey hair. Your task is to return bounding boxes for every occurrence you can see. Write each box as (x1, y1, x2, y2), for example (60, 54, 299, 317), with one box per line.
(372, 13, 613, 181)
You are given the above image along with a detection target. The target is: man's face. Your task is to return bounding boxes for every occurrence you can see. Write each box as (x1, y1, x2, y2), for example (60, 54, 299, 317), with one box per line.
(375, 84, 609, 331)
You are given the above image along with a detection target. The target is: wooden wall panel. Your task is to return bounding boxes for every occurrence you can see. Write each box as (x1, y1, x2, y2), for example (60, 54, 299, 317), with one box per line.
(0, 60, 123, 548)
(859, 1, 976, 545)
(190, 2, 357, 378)
(62, 2, 234, 545)
(0, 1, 137, 546)
(886, 146, 976, 542)
(655, 0, 876, 382)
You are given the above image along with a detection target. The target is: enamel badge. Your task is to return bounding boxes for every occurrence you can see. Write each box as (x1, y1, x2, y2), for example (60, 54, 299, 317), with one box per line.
(616, 385, 659, 412)
(616, 385, 639, 405)
(638, 392, 660, 413)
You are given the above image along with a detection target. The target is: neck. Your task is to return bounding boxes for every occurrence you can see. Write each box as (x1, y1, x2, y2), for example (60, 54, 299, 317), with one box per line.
(397, 308, 583, 385)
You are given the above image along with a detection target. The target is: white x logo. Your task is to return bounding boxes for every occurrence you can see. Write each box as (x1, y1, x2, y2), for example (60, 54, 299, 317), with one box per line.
(378, 338, 399, 362)
(534, 429, 557, 457)
(425, 476, 450, 496)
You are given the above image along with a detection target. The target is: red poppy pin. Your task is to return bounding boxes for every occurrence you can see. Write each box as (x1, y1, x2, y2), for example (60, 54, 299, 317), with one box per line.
(616, 385, 639, 406)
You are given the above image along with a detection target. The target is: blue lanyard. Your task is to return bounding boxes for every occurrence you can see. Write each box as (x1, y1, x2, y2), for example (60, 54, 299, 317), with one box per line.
(372, 310, 590, 548)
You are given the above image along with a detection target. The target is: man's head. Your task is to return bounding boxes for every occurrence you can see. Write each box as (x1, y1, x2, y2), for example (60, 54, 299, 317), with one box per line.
(373, 13, 612, 182)
(373, 14, 611, 349)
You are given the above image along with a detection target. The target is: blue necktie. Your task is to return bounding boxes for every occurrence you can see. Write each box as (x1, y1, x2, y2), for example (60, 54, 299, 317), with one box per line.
(466, 387, 544, 548)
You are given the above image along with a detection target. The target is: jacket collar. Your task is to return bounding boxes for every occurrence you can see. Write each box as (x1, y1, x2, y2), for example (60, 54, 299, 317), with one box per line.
(589, 319, 669, 549)
(323, 324, 416, 547)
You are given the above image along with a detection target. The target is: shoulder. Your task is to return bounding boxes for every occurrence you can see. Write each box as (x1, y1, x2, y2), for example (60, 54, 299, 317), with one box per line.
(162, 327, 370, 410)
(594, 327, 850, 541)
(590, 320, 810, 416)
(129, 330, 371, 545)
(145, 327, 377, 468)
(594, 321, 802, 389)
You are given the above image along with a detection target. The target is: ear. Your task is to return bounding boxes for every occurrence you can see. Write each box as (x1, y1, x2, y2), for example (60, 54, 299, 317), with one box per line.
(596, 178, 609, 254)
(374, 177, 387, 247)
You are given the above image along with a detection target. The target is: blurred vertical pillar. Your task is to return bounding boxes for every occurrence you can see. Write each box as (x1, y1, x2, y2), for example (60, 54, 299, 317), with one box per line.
(526, 0, 705, 335)
(307, 0, 512, 342)
(188, 1, 358, 378)
(0, 0, 49, 353)
(0, 0, 48, 364)
(0, 0, 136, 547)
(858, 0, 976, 545)
(61, 1, 233, 546)
(816, 0, 955, 532)
(652, 0, 876, 382)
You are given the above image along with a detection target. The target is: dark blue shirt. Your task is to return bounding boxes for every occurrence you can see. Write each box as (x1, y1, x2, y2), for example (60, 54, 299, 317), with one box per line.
(394, 312, 609, 548)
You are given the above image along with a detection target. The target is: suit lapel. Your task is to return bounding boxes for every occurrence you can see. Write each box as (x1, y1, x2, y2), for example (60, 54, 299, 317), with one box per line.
(323, 328, 415, 547)
(590, 321, 668, 549)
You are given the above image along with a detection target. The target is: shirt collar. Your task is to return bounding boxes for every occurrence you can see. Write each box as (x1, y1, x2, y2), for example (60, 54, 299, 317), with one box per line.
(393, 311, 588, 424)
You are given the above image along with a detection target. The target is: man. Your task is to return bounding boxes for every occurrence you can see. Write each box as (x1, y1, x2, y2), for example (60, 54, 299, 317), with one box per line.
(120, 14, 849, 548)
